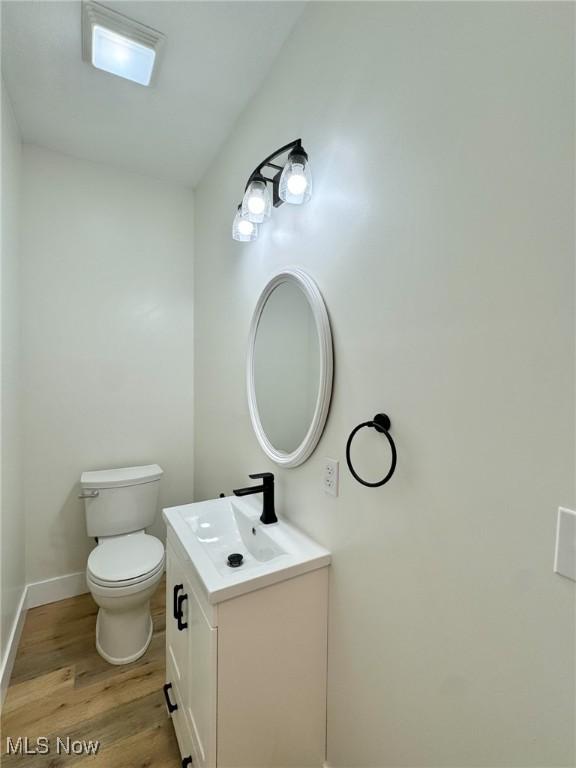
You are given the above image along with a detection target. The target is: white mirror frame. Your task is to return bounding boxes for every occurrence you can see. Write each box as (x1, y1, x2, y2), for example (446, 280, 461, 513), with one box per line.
(247, 267, 333, 468)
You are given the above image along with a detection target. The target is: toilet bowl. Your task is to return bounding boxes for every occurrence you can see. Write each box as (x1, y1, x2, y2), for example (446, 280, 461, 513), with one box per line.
(80, 464, 164, 665)
(87, 531, 165, 664)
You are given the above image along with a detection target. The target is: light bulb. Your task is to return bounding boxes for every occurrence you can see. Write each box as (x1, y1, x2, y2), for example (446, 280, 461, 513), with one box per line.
(247, 195, 266, 215)
(286, 164, 308, 196)
(238, 218, 255, 236)
(242, 179, 271, 223)
(279, 151, 312, 205)
(232, 206, 258, 242)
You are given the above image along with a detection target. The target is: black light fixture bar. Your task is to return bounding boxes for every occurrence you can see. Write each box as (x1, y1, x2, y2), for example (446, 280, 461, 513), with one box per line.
(244, 138, 304, 207)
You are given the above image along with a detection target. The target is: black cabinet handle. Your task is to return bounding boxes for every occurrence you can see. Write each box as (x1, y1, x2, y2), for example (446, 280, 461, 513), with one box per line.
(182, 758, 193, 767)
(176, 593, 188, 630)
(163, 682, 178, 713)
(173, 584, 184, 619)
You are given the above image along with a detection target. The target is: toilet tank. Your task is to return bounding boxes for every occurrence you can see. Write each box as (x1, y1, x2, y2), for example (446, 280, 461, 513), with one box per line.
(81, 465, 163, 537)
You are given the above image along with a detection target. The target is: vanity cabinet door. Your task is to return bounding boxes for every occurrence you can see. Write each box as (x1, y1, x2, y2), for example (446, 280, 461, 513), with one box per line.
(166, 543, 190, 700)
(183, 586, 217, 768)
(165, 655, 196, 766)
(166, 542, 217, 768)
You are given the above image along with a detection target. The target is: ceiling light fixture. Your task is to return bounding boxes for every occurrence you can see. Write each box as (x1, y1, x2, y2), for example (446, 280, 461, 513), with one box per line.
(82, 2, 164, 87)
(232, 139, 312, 242)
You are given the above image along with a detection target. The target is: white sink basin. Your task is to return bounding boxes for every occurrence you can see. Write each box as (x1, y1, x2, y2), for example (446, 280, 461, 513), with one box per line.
(189, 499, 285, 566)
(163, 495, 331, 603)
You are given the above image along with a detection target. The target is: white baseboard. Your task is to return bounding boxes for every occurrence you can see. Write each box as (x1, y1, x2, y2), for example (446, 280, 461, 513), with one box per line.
(0, 571, 89, 704)
(0, 587, 28, 705)
(26, 571, 88, 609)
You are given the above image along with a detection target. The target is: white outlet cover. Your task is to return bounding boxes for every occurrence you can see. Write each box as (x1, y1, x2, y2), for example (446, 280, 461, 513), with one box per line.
(554, 507, 576, 582)
(323, 458, 339, 497)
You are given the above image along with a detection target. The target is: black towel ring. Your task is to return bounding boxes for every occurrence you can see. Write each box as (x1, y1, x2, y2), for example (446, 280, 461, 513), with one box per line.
(346, 413, 397, 488)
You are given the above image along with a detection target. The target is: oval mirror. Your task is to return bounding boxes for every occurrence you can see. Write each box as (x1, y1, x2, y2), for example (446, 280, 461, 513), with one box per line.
(247, 268, 333, 467)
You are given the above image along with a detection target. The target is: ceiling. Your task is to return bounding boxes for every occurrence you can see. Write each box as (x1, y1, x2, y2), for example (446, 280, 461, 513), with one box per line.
(1, 1, 305, 187)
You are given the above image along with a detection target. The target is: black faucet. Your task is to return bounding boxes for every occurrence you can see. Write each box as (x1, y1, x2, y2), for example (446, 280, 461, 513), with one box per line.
(232, 472, 277, 525)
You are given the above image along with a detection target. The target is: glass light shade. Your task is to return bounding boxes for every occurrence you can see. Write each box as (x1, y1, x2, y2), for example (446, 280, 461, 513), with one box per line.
(241, 179, 272, 223)
(279, 153, 312, 205)
(92, 25, 156, 86)
(232, 207, 258, 242)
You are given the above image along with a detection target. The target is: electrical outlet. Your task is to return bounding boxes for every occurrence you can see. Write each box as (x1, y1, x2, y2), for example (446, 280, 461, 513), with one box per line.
(323, 458, 339, 497)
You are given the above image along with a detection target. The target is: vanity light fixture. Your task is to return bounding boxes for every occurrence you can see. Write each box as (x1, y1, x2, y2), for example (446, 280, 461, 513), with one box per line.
(82, 2, 164, 87)
(232, 139, 312, 242)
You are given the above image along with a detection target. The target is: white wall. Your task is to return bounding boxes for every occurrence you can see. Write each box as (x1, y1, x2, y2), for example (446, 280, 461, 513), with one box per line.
(21, 145, 195, 583)
(1, 80, 25, 667)
(194, 3, 575, 766)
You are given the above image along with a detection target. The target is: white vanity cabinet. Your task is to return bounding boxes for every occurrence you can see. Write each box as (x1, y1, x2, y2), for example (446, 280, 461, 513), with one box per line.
(164, 529, 329, 768)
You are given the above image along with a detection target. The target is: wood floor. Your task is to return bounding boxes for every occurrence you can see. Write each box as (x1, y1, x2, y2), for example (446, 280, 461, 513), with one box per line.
(1, 579, 182, 767)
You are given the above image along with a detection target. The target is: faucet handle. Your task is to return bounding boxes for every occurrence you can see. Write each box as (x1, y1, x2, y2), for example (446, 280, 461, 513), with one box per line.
(249, 472, 274, 482)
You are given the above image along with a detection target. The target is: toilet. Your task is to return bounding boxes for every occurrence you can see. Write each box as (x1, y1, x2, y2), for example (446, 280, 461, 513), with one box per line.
(80, 464, 165, 665)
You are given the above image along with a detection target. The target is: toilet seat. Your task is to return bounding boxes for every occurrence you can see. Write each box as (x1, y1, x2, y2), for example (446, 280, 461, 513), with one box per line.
(88, 558, 165, 588)
(88, 532, 164, 588)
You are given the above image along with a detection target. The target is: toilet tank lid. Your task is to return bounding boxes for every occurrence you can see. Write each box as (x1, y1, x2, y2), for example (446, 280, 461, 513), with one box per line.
(81, 464, 163, 489)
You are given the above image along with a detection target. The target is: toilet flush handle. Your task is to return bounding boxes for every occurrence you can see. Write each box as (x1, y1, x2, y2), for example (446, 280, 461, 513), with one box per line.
(78, 489, 99, 499)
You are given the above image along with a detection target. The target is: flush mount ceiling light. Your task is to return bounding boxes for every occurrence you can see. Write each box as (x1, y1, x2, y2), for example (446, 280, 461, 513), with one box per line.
(82, 2, 164, 86)
(232, 139, 312, 242)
